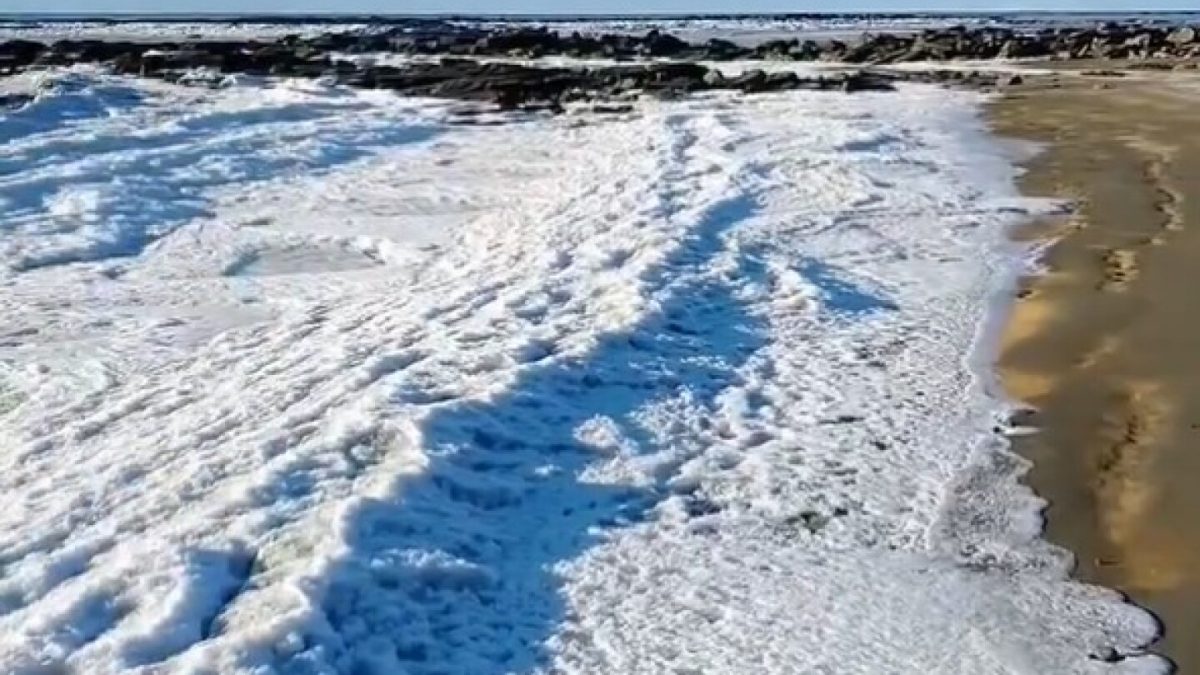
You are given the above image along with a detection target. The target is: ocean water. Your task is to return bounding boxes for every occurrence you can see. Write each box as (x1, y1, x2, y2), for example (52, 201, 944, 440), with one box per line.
(1, 12, 1198, 44)
(0, 50, 1169, 675)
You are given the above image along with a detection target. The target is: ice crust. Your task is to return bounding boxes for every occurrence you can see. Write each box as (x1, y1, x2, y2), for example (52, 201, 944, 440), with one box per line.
(0, 67, 1166, 674)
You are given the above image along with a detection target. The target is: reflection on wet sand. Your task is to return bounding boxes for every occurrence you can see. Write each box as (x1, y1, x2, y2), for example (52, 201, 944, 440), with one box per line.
(993, 68, 1200, 671)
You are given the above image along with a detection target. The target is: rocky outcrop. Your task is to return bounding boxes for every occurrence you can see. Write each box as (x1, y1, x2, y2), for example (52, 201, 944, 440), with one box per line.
(4, 21, 1199, 74)
(278, 59, 896, 110)
(0, 39, 45, 73)
(4, 21, 1200, 75)
(347, 22, 1200, 63)
(823, 24, 1200, 64)
(1, 19, 1191, 112)
(0, 30, 907, 112)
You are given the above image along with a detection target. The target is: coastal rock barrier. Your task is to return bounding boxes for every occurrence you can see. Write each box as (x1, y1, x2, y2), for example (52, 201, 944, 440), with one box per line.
(0, 42, 909, 112)
(0, 35, 903, 112)
(331, 21, 1200, 63)
(3, 20, 1192, 110)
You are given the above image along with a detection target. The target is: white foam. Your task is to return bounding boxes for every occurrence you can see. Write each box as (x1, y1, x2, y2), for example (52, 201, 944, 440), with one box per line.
(466, 16, 1008, 46)
(0, 71, 1165, 674)
(0, 21, 365, 43)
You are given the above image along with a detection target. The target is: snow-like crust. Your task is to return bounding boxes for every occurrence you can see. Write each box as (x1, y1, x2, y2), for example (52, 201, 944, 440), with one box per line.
(0, 69, 1165, 674)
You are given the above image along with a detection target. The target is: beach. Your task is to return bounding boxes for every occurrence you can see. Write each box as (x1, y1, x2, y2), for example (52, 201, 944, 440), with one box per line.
(2, 16, 1193, 674)
(994, 65, 1200, 672)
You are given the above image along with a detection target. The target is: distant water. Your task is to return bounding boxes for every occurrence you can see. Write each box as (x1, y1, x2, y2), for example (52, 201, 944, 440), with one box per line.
(2, 12, 1195, 48)
(2, 11, 1198, 28)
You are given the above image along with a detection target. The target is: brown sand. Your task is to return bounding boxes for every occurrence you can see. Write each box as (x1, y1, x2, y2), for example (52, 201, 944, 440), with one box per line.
(991, 67, 1200, 672)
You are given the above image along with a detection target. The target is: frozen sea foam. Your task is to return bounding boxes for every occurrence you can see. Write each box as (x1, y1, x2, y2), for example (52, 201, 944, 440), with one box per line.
(0, 68, 1165, 674)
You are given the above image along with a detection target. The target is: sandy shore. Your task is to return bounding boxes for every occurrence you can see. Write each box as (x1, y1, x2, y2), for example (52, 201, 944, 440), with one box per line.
(991, 65, 1200, 672)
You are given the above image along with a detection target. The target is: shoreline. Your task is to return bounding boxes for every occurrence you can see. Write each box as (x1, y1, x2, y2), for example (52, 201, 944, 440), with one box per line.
(990, 67, 1200, 672)
(3, 69, 1167, 672)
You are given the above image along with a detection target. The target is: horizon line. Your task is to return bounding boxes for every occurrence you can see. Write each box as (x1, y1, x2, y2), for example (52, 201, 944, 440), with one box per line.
(3, 9, 1198, 19)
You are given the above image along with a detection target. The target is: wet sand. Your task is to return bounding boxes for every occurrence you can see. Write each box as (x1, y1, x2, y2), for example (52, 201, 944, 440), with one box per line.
(991, 67, 1200, 672)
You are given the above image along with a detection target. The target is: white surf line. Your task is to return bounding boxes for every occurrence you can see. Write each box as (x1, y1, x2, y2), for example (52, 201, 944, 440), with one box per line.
(0, 74, 1166, 675)
(542, 91, 1164, 675)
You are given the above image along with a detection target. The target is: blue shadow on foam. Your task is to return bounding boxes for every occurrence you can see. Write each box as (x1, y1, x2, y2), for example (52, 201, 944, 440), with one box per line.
(797, 257, 897, 315)
(287, 194, 767, 674)
(0, 76, 145, 147)
(0, 92, 438, 270)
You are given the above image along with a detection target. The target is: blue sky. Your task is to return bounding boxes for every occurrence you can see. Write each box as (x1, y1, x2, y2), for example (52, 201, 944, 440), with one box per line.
(7, 1, 1199, 14)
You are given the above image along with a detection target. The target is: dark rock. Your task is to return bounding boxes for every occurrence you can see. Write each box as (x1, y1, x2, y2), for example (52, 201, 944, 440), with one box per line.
(329, 59, 892, 109)
(0, 39, 47, 70)
(821, 40, 849, 61)
(639, 29, 689, 57)
(787, 510, 829, 534)
(476, 27, 559, 56)
(789, 40, 822, 61)
(683, 496, 722, 518)
(757, 38, 818, 61)
(728, 68, 768, 92)
(139, 49, 225, 75)
(590, 103, 635, 115)
(838, 72, 896, 93)
(1089, 647, 1125, 664)
(700, 38, 748, 60)
(764, 71, 801, 90)
(640, 62, 710, 86)
(0, 93, 34, 110)
(11, 19, 1199, 116)
(39, 39, 146, 66)
(756, 38, 797, 56)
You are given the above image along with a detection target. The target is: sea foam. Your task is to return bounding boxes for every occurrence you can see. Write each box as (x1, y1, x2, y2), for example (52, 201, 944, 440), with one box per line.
(0, 66, 1164, 674)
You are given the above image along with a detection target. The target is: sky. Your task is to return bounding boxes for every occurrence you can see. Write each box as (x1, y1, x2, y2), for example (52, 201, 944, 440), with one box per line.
(5, 1, 1199, 15)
